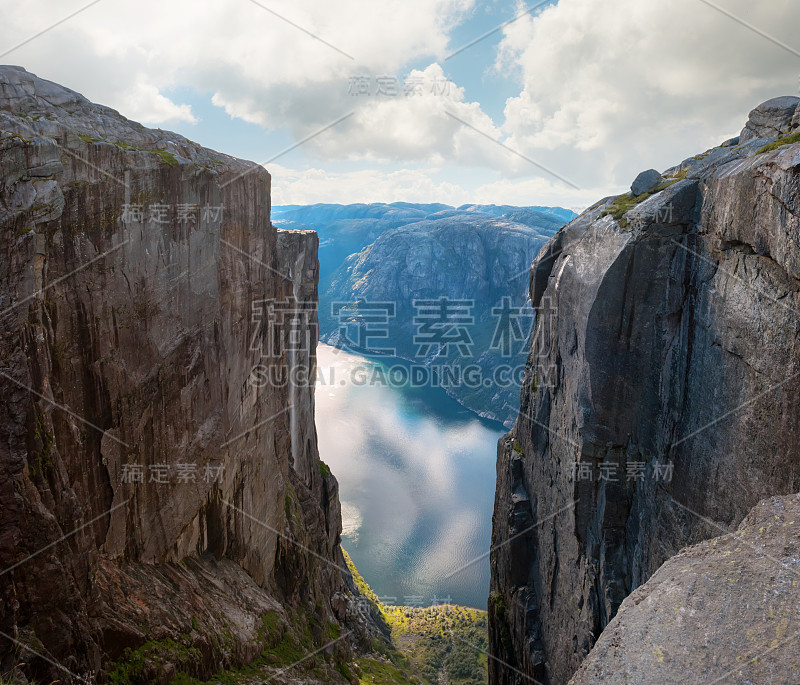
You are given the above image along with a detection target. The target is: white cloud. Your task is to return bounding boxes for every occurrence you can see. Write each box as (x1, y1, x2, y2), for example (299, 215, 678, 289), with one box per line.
(1, 0, 478, 123)
(304, 63, 509, 166)
(314, 343, 499, 581)
(497, 0, 800, 188)
(2, 0, 523, 172)
(269, 163, 605, 209)
(471, 176, 607, 213)
(119, 80, 198, 125)
(269, 164, 471, 205)
(2, 0, 799, 204)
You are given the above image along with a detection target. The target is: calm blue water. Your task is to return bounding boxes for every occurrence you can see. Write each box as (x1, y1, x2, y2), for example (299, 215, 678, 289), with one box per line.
(315, 343, 504, 610)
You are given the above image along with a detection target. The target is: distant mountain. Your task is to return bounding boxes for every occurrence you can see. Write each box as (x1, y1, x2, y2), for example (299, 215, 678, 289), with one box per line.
(274, 203, 576, 425)
(455, 204, 577, 227)
(273, 203, 449, 291)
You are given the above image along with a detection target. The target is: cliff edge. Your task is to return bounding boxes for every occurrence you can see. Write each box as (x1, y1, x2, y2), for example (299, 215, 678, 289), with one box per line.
(490, 97, 800, 684)
(569, 493, 800, 684)
(0, 66, 360, 683)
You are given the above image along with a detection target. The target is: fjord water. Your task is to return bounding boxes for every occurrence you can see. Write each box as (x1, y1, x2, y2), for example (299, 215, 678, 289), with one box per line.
(315, 343, 504, 609)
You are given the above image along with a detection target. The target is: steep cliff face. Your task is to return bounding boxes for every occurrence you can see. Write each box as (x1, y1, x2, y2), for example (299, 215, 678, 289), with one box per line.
(0, 66, 355, 683)
(490, 97, 800, 684)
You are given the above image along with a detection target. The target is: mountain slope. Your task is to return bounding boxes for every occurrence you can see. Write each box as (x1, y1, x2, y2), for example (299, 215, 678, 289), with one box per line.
(316, 210, 569, 425)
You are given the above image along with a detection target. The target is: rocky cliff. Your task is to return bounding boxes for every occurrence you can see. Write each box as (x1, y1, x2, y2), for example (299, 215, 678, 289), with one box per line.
(490, 96, 800, 684)
(0, 66, 361, 683)
(568, 493, 800, 684)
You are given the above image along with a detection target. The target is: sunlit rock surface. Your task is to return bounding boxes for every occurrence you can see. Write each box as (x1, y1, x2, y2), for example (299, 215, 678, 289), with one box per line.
(570, 493, 800, 684)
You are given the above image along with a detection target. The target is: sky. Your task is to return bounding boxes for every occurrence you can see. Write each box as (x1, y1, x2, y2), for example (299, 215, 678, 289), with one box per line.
(1, 0, 799, 211)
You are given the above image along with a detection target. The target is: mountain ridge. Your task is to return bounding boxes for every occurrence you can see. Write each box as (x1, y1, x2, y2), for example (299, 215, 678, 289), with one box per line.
(276, 202, 575, 425)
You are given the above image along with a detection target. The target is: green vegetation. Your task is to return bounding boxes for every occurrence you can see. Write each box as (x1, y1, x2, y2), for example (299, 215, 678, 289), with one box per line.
(343, 548, 383, 611)
(79, 135, 180, 166)
(153, 149, 180, 166)
(105, 553, 488, 685)
(30, 409, 54, 477)
(344, 549, 488, 684)
(356, 656, 416, 684)
(1, 129, 32, 144)
(107, 608, 342, 685)
(758, 131, 800, 154)
(108, 635, 203, 685)
(600, 168, 689, 228)
(114, 140, 179, 166)
(489, 592, 514, 658)
(284, 483, 301, 525)
(384, 605, 488, 685)
(512, 439, 523, 454)
(256, 610, 281, 642)
(318, 458, 332, 478)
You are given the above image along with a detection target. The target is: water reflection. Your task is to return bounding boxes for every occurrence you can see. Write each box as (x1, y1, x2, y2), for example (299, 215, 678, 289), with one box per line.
(315, 343, 504, 609)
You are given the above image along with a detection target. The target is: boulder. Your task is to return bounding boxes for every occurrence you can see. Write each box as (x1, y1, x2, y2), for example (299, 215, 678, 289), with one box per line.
(739, 95, 800, 142)
(630, 168, 662, 196)
(570, 493, 800, 684)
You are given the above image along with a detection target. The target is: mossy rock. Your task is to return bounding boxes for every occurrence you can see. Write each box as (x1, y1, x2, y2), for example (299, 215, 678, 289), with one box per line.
(758, 130, 800, 154)
(600, 169, 689, 229)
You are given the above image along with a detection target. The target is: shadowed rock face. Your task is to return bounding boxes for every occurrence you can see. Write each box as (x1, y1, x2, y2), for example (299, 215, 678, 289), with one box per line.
(0, 67, 353, 682)
(569, 493, 800, 684)
(490, 98, 800, 684)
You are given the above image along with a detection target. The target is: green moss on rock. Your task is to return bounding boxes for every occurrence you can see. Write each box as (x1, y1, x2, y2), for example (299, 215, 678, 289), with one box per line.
(600, 168, 689, 229)
(318, 458, 332, 478)
(758, 131, 800, 154)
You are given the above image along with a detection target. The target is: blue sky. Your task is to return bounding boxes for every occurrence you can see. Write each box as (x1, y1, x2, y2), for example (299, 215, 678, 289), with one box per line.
(2, 0, 799, 208)
(159, 0, 556, 160)
(151, 0, 563, 206)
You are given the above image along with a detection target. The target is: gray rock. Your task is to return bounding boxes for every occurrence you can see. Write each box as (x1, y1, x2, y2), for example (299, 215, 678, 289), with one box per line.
(739, 95, 800, 142)
(630, 168, 662, 196)
(0, 67, 361, 682)
(625, 178, 700, 231)
(569, 493, 800, 684)
(490, 101, 800, 685)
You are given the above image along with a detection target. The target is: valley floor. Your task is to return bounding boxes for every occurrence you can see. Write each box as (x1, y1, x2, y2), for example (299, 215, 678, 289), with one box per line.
(345, 551, 489, 685)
